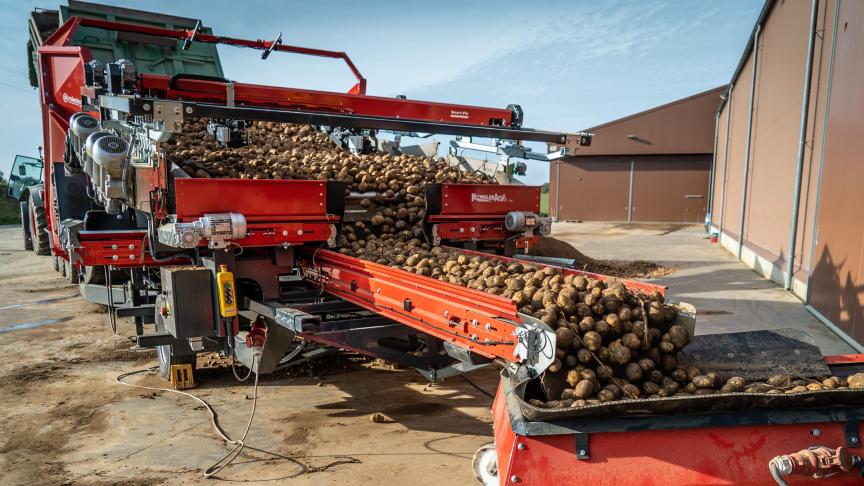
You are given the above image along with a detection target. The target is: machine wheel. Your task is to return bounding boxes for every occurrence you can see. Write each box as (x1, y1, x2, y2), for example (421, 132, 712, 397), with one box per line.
(28, 192, 50, 256)
(83, 265, 105, 285)
(472, 443, 500, 486)
(20, 201, 33, 251)
(52, 255, 61, 272)
(63, 259, 79, 283)
(155, 311, 196, 380)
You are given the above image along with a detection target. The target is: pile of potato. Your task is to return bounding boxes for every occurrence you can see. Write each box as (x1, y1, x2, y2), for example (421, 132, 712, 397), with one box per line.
(347, 239, 864, 407)
(163, 119, 494, 246)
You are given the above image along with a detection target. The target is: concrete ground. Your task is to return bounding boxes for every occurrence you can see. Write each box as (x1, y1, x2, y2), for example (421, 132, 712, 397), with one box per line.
(0, 221, 854, 486)
(551, 222, 855, 356)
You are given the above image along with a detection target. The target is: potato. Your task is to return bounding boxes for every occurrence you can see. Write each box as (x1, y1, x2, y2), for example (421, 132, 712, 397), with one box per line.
(608, 340, 632, 365)
(576, 348, 593, 364)
(685, 366, 701, 381)
(582, 331, 602, 352)
(647, 370, 663, 384)
(744, 383, 773, 394)
(643, 382, 661, 396)
(661, 377, 680, 395)
(720, 376, 746, 393)
(556, 327, 575, 349)
(822, 377, 841, 390)
(617, 307, 632, 322)
(621, 333, 641, 351)
(692, 374, 718, 389)
(557, 294, 577, 316)
(594, 320, 610, 336)
(806, 383, 824, 391)
(561, 388, 577, 400)
(637, 358, 656, 373)
(578, 316, 595, 333)
(767, 374, 792, 387)
(596, 365, 614, 381)
(667, 325, 690, 349)
(621, 383, 641, 399)
(786, 385, 808, 394)
(574, 380, 596, 399)
(848, 373, 864, 389)
(596, 389, 617, 402)
(548, 358, 562, 373)
(566, 369, 581, 387)
(625, 362, 643, 382)
(602, 384, 622, 399)
(671, 369, 688, 384)
(660, 353, 678, 372)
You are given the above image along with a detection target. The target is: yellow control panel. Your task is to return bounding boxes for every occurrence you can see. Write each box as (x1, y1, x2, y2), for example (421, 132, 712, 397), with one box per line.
(216, 264, 238, 318)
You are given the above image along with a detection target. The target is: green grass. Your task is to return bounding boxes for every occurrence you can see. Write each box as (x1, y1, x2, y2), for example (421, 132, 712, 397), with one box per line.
(0, 181, 21, 225)
(540, 192, 549, 217)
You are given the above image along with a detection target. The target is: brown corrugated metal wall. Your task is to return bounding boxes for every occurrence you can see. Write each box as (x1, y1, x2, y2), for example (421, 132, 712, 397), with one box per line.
(552, 157, 630, 221)
(553, 155, 710, 223)
(709, 0, 864, 345)
(631, 157, 710, 223)
(742, 0, 810, 266)
(809, 0, 864, 342)
(717, 54, 754, 241)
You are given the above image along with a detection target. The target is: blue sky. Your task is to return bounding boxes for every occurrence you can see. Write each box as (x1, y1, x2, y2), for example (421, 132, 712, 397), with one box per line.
(0, 0, 762, 186)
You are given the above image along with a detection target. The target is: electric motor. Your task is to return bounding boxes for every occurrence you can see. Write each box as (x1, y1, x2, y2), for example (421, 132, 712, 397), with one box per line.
(505, 211, 552, 236)
(66, 113, 100, 175)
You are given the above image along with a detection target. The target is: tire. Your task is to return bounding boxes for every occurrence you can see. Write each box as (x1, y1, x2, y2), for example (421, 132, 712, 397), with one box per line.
(472, 443, 499, 486)
(20, 201, 33, 251)
(28, 192, 50, 256)
(63, 259, 79, 283)
(83, 265, 105, 285)
(154, 309, 196, 380)
(52, 256, 60, 272)
(60, 259, 67, 278)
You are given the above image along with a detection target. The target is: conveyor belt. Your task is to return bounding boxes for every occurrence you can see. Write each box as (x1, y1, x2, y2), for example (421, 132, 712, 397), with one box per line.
(298, 248, 557, 375)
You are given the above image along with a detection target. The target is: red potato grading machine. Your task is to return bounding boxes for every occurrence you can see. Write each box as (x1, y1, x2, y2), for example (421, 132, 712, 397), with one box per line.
(12, 6, 864, 485)
(26, 14, 572, 385)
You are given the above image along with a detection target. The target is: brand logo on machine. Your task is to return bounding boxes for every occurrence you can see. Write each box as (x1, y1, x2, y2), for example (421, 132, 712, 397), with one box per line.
(62, 92, 82, 106)
(471, 192, 509, 203)
(450, 110, 469, 119)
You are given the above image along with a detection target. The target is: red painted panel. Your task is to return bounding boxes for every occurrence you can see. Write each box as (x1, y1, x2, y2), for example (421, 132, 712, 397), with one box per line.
(493, 389, 864, 485)
(299, 249, 523, 363)
(140, 74, 513, 126)
(173, 179, 333, 221)
(438, 184, 541, 217)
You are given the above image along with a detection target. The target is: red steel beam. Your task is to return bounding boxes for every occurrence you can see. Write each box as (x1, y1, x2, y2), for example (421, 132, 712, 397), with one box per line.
(299, 248, 526, 363)
(55, 16, 367, 94)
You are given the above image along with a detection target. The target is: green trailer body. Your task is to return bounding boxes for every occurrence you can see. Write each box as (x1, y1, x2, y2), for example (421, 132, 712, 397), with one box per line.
(26, 0, 223, 88)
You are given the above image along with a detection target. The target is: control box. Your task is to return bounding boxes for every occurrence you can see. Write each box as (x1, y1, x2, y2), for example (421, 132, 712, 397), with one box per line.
(159, 266, 216, 338)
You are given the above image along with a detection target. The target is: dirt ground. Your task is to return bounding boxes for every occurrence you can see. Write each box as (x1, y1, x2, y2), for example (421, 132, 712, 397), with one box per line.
(0, 225, 500, 486)
(529, 235, 675, 278)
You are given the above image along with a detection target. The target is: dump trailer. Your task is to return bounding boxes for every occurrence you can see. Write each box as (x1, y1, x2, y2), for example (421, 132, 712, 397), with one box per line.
(9, 3, 864, 485)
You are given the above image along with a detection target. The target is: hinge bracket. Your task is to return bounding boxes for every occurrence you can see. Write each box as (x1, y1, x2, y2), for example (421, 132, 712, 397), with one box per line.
(575, 432, 590, 460)
(846, 420, 861, 448)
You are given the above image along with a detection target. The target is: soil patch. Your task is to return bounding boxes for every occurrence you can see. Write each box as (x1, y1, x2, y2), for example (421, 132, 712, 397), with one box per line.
(530, 236, 674, 279)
